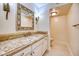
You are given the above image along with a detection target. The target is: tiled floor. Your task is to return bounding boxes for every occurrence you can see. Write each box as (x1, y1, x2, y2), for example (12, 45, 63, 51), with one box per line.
(44, 41, 72, 56)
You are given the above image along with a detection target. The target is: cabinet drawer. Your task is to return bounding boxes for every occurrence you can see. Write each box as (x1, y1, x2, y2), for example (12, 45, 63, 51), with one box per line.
(13, 46, 31, 56)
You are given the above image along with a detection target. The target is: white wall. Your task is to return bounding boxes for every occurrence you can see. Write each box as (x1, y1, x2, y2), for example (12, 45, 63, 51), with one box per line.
(67, 4, 79, 55)
(37, 10, 49, 31)
(0, 3, 17, 34)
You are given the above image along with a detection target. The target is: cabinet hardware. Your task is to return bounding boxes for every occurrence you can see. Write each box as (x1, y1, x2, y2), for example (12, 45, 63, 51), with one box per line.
(21, 53, 24, 56)
(31, 53, 32, 55)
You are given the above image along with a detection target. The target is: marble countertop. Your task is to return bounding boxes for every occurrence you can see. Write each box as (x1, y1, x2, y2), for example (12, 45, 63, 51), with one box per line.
(0, 34, 47, 55)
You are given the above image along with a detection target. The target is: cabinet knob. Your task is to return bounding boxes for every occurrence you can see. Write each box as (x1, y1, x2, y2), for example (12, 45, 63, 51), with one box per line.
(21, 53, 24, 56)
(32, 51, 34, 54)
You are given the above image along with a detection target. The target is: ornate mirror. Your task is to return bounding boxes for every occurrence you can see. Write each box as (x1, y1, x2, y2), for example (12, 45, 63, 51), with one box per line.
(16, 4, 34, 31)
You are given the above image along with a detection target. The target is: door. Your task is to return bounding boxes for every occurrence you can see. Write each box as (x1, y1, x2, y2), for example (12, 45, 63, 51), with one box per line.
(50, 16, 69, 45)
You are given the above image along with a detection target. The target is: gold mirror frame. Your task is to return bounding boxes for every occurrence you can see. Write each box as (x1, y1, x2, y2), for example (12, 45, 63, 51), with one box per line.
(16, 4, 34, 31)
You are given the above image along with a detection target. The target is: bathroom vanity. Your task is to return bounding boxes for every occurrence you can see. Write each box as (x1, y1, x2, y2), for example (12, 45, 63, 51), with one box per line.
(0, 31, 48, 56)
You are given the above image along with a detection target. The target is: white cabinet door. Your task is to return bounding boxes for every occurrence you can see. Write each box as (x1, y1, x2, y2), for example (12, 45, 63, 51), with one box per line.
(13, 46, 31, 56)
(32, 37, 48, 56)
(32, 44, 42, 56)
(42, 37, 48, 55)
(32, 40, 43, 56)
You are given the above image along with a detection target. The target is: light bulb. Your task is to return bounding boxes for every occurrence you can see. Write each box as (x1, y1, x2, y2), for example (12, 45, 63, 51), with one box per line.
(51, 12, 57, 16)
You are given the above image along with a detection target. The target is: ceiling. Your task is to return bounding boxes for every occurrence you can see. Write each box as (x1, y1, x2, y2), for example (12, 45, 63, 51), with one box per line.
(23, 3, 67, 10)
(50, 4, 72, 16)
(32, 3, 68, 10)
(33, 3, 48, 8)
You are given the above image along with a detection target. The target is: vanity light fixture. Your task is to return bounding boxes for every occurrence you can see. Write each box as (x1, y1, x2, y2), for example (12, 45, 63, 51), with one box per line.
(51, 12, 57, 16)
(50, 8, 58, 16)
(3, 3, 10, 20)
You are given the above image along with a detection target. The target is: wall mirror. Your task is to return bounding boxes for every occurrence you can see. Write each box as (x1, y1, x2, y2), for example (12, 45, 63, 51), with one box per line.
(16, 4, 34, 31)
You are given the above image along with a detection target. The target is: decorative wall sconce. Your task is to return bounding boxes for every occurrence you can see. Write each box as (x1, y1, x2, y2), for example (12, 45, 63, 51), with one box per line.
(3, 3, 10, 20)
(36, 16, 39, 24)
